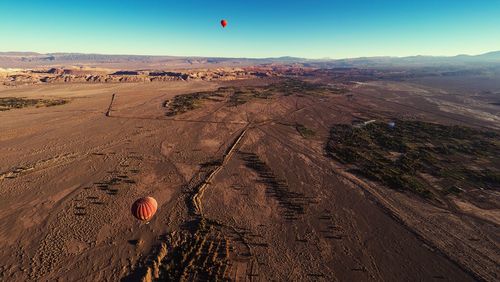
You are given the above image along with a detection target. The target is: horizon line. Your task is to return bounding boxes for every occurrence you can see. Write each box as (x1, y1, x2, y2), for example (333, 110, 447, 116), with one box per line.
(1, 50, 498, 61)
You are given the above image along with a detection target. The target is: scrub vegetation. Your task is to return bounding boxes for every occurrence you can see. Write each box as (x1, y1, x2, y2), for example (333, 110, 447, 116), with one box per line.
(164, 79, 349, 115)
(326, 120, 500, 199)
(0, 97, 67, 111)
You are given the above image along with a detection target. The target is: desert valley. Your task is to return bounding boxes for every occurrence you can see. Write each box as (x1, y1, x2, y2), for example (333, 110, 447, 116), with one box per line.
(0, 52, 499, 281)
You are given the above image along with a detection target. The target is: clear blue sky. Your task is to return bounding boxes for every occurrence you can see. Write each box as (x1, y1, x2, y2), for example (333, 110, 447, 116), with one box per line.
(1, 0, 499, 58)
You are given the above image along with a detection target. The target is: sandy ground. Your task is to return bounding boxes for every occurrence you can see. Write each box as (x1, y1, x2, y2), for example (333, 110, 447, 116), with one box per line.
(0, 79, 498, 281)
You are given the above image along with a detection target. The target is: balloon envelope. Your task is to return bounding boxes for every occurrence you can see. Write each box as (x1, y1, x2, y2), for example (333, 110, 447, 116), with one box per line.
(131, 197, 158, 221)
(221, 19, 227, 28)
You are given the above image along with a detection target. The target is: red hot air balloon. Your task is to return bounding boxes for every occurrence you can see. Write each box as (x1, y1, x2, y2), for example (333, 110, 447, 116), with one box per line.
(221, 19, 227, 28)
(131, 197, 158, 221)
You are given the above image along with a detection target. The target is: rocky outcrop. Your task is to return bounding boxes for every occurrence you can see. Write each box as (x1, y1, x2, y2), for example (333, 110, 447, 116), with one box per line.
(1, 67, 279, 86)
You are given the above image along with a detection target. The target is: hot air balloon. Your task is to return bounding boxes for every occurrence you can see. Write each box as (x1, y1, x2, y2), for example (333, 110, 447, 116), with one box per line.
(131, 197, 158, 221)
(221, 19, 227, 28)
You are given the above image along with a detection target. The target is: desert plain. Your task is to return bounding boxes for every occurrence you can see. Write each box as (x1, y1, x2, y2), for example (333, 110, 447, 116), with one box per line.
(0, 60, 499, 281)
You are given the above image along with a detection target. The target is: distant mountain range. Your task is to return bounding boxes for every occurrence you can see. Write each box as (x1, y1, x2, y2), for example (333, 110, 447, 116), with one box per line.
(292, 51, 500, 68)
(1, 51, 499, 69)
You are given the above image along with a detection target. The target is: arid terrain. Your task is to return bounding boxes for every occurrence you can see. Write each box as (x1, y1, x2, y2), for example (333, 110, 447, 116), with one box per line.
(0, 63, 498, 281)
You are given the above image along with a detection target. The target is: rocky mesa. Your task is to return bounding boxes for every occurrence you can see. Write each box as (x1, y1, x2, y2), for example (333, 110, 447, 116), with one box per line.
(1, 67, 275, 86)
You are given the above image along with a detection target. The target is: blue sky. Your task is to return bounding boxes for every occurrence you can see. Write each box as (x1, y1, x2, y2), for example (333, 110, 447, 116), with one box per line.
(0, 0, 499, 58)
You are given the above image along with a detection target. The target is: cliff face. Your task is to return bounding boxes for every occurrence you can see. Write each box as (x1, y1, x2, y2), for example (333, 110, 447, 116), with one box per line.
(1, 68, 274, 86)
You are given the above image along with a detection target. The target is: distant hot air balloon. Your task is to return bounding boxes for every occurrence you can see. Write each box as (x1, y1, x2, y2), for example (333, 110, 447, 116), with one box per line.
(131, 197, 158, 221)
(221, 19, 227, 28)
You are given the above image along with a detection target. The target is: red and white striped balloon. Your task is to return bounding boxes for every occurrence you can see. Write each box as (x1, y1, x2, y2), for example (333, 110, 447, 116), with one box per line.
(131, 197, 158, 221)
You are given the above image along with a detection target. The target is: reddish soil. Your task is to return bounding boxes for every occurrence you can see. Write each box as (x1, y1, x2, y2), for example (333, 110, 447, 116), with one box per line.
(0, 75, 498, 281)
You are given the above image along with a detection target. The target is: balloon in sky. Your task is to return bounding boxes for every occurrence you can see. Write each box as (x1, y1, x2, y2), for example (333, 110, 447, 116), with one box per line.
(221, 19, 227, 28)
(131, 197, 158, 221)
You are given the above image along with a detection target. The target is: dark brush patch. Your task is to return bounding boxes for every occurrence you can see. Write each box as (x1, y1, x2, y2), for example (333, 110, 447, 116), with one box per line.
(326, 120, 500, 200)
